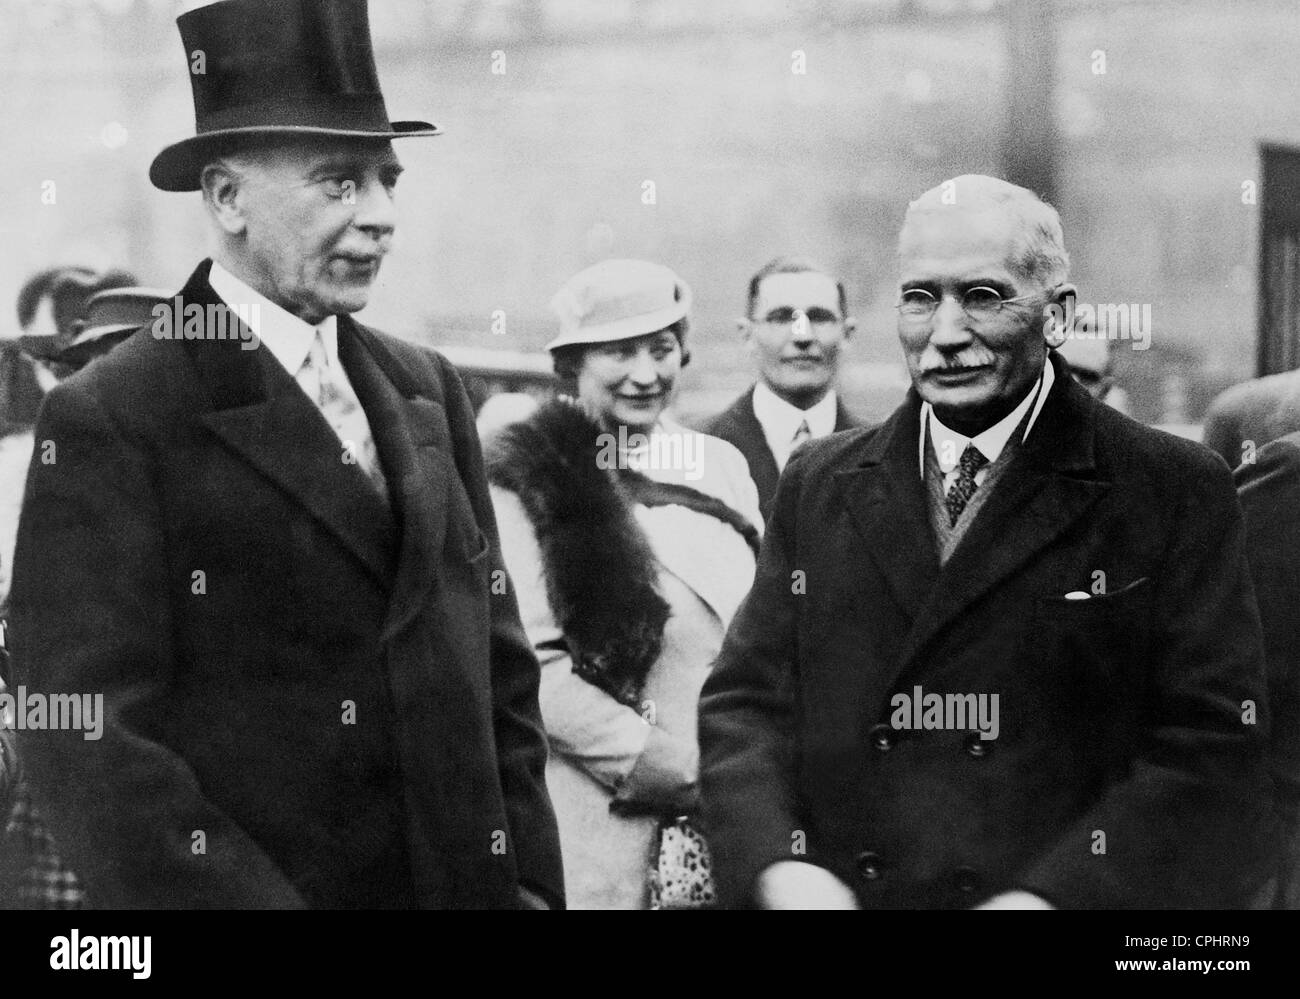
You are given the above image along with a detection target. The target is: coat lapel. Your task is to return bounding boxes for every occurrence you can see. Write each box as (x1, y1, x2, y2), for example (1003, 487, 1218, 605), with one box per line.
(892, 357, 1112, 677)
(732, 388, 781, 511)
(181, 264, 398, 587)
(835, 395, 940, 616)
(833, 397, 858, 432)
(339, 319, 452, 643)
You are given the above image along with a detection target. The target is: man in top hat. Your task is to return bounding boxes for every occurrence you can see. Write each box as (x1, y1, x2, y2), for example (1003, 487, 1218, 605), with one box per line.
(698, 175, 1275, 909)
(8, 0, 562, 909)
(699, 257, 859, 523)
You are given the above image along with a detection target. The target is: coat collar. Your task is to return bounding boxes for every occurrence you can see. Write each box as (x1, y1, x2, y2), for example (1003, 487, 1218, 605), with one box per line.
(835, 351, 1110, 682)
(338, 317, 453, 642)
(718, 388, 780, 509)
(715, 385, 855, 521)
(179, 261, 450, 632)
(833, 395, 856, 433)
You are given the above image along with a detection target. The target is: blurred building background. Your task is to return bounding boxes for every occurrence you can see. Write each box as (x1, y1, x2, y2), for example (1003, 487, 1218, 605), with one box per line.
(0, 0, 1295, 425)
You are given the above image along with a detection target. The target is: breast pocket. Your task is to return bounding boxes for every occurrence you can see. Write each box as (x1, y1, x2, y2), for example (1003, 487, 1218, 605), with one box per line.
(1032, 576, 1154, 694)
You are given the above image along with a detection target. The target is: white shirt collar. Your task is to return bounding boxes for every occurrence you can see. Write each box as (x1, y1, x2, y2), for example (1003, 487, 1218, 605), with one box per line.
(918, 355, 1055, 478)
(752, 381, 839, 471)
(208, 260, 338, 375)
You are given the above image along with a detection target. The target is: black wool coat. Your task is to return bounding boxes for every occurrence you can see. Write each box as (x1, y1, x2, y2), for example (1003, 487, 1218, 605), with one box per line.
(8, 261, 564, 909)
(699, 352, 1276, 909)
(1236, 431, 1300, 907)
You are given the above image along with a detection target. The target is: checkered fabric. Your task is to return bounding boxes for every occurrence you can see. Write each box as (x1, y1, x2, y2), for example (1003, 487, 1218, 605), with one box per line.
(2, 773, 88, 910)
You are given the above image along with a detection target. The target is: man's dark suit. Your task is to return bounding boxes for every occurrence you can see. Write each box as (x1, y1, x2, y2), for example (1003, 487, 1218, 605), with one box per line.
(1203, 370, 1300, 469)
(699, 386, 857, 522)
(699, 352, 1275, 909)
(8, 261, 564, 908)
(1235, 432, 1300, 907)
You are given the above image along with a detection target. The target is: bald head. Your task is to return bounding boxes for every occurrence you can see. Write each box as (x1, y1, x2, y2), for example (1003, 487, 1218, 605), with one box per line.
(902, 175, 1069, 288)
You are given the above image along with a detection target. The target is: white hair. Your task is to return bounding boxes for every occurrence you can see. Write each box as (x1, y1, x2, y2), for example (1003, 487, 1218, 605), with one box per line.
(903, 174, 1070, 287)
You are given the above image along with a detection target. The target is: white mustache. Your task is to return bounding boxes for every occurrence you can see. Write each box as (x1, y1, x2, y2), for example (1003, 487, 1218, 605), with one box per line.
(919, 352, 996, 374)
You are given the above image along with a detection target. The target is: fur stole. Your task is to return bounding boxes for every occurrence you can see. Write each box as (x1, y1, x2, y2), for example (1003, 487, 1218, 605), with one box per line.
(486, 399, 671, 706)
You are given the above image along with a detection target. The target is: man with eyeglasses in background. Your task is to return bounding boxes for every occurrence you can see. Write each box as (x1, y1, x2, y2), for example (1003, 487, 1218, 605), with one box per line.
(698, 174, 1276, 909)
(699, 257, 860, 522)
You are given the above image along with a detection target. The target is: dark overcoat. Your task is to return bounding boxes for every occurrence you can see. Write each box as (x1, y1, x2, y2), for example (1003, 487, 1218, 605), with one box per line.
(8, 261, 563, 909)
(1235, 431, 1300, 907)
(699, 352, 1275, 909)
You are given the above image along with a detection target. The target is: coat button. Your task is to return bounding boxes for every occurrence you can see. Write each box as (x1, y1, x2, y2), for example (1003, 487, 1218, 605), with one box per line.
(952, 866, 982, 896)
(964, 732, 992, 757)
(856, 850, 884, 882)
(868, 724, 894, 751)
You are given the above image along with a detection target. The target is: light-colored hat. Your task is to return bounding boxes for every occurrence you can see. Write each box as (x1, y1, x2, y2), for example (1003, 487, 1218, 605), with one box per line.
(546, 259, 692, 352)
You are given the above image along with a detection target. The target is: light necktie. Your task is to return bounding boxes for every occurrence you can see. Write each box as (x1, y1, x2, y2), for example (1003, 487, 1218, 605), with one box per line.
(298, 330, 389, 501)
(791, 419, 812, 451)
(945, 443, 988, 526)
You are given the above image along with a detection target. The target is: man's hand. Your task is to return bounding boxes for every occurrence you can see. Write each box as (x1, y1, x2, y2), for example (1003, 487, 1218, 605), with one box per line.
(755, 861, 859, 909)
(975, 891, 1054, 909)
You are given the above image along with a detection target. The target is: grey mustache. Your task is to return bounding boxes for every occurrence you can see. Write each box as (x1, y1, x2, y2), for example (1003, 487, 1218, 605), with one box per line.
(921, 356, 995, 374)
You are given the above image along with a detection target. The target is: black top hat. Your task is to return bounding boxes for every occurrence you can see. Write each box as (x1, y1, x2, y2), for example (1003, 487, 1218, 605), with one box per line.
(150, 0, 440, 192)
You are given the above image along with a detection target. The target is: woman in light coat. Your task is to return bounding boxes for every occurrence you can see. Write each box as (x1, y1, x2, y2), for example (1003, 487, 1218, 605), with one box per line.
(485, 259, 761, 909)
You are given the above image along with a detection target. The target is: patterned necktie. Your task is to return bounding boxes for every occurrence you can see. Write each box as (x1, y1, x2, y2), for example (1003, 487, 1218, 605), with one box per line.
(298, 330, 389, 501)
(945, 443, 988, 526)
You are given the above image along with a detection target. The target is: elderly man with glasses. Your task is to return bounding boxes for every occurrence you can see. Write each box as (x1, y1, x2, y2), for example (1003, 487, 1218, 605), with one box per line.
(698, 174, 1277, 909)
(699, 257, 860, 522)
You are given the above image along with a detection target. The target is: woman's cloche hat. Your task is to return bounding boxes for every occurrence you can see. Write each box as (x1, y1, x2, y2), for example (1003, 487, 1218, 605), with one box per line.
(546, 259, 693, 352)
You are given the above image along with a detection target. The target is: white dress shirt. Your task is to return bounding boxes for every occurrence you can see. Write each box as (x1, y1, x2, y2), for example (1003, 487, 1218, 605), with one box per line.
(919, 356, 1055, 490)
(208, 261, 344, 380)
(752, 381, 840, 472)
(208, 262, 387, 495)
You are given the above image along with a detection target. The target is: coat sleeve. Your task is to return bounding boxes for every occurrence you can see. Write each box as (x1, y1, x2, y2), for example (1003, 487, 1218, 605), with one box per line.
(698, 449, 814, 908)
(1017, 449, 1277, 908)
(438, 361, 566, 909)
(488, 485, 699, 812)
(1236, 436, 1300, 899)
(8, 380, 306, 908)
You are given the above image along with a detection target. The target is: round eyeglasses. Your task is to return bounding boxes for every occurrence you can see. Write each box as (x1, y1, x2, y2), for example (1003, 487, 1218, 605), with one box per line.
(895, 286, 1046, 321)
(758, 306, 843, 327)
